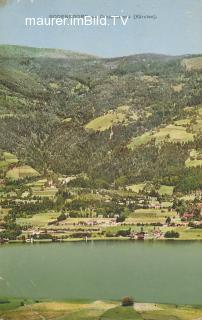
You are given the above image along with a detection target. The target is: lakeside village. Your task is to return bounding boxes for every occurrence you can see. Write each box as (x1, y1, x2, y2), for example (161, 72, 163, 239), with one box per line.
(0, 170, 202, 244)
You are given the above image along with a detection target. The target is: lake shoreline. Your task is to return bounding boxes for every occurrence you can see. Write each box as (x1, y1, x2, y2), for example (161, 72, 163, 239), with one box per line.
(2, 236, 202, 245)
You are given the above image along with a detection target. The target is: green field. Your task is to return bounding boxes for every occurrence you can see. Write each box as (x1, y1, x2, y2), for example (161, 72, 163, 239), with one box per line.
(17, 211, 60, 227)
(158, 185, 174, 196)
(128, 132, 153, 149)
(26, 178, 58, 198)
(85, 106, 138, 132)
(31, 186, 58, 198)
(126, 184, 146, 193)
(126, 184, 174, 196)
(128, 124, 194, 150)
(1, 299, 202, 320)
(185, 149, 202, 168)
(0, 297, 34, 312)
(182, 56, 202, 71)
(174, 118, 191, 126)
(0, 151, 18, 169)
(170, 226, 202, 240)
(101, 306, 142, 319)
(128, 208, 175, 224)
(3, 152, 18, 164)
(154, 125, 194, 143)
(6, 165, 40, 180)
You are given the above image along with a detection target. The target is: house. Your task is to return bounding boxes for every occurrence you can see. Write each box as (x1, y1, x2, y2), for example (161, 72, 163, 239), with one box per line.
(46, 179, 54, 187)
(153, 229, 163, 239)
(136, 232, 145, 240)
(130, 231, 145, 240)
(183, 213, 193, 220)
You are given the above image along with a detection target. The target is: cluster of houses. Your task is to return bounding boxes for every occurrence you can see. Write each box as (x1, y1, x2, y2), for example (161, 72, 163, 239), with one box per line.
(60, 218, 118, 227)
(130, 228, 164, 240)
(182, 203, 202, 221)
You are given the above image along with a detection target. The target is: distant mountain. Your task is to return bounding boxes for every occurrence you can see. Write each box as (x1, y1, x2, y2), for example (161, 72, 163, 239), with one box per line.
(0, 44, 96, 59)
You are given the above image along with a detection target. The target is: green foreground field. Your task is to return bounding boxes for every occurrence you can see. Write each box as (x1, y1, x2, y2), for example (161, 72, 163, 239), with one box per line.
(1, 298, 202, 320)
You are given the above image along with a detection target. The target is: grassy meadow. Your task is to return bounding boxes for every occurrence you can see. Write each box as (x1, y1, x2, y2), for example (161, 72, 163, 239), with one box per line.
(85, 106, 138, 132)
(128, 124, 194, 150)
(1, 298, 202, 320)
(6, 165, 40, 180)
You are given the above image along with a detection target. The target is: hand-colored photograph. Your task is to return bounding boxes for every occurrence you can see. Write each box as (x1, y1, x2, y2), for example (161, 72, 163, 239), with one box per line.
(0, 0, 202, 319)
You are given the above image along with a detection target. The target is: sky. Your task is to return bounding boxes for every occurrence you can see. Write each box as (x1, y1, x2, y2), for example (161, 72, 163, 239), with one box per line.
(0, 0, 201, 57)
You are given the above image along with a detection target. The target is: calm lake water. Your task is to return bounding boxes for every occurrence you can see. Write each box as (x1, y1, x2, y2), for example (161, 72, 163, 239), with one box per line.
(0, 241, 202, 304)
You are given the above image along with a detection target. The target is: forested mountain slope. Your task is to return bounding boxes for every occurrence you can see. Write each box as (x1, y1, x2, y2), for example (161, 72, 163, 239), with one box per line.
(0, 45, 202, 193)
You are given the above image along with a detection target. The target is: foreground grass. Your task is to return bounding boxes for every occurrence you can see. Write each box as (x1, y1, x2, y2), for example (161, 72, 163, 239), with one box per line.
(1, 299, 202, 320)
(101, 306, 142, 319)
(0, 298, 33, 311)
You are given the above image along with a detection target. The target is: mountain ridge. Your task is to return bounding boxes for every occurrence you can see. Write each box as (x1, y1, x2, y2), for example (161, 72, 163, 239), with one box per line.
(1, 44, 202, 60)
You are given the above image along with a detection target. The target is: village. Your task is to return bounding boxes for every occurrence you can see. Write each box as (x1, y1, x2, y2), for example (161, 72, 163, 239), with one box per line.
(28, 183, 202, 242)
(0, 159, 202, 244)
(1, 196, 202, 243)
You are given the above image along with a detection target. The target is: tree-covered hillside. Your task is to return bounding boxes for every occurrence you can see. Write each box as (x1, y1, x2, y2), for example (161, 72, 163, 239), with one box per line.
(0, 45, 202, 193)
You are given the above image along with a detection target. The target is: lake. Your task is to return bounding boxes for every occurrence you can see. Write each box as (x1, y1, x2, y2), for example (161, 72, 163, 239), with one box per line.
(0, 241, 202, 304)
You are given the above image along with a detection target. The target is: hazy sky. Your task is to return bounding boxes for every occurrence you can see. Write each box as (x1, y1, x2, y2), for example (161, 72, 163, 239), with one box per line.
(0, 0, 201, 57)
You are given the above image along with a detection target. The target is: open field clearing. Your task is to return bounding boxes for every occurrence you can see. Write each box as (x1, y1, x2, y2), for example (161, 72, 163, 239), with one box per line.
(85, 106, 138, 131)
(128, 124, 194, 149)
(128, 132, 153, 149)
(185, 149, 202, 168)
(174, 118, 191, 126)
(100, 306, 142, 319)
(182, 56, 202, 71)
(27, 179, 47, 187)
(141, 75, 159, 83)
(17, 212, 60, 227)
(31, 186, 58, 198)
(6, 165, 40, 180)
(26, 179, 58, 198)
(126, 184, 146, 193)
(154, 125, 194, 143)
(170, 227, 202, 240)
(0, 299, 118, 320)
(0, 151, 18, 169)
(126, 184, 174, 196)
(3, 152, 18, 164)
(192, 119, 202, 133)
(0, 160, 8, 169)
(171, 83, 184, 92)
(127, 208, 175, 224)
(158, 185, 174, 196)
